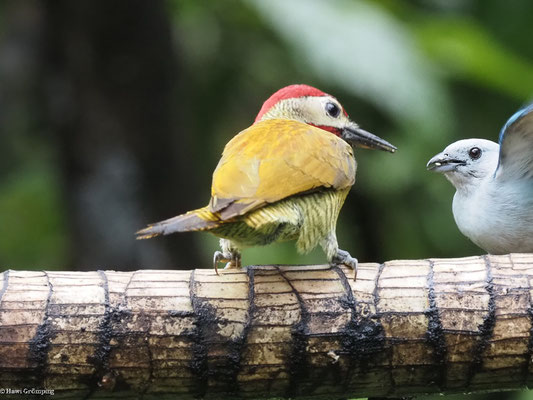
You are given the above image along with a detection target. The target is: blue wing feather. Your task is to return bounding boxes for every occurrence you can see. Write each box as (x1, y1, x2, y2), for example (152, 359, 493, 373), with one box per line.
(498, 103, 533, 144)
(496, 103, 533, 181)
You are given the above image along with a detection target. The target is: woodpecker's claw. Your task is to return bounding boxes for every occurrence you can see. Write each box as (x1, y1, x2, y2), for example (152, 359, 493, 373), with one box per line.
(226, 253, 242, 270)
(213, 251, 242, 275)
(332, 249, 358, 281)
(213, 251, 228, 275)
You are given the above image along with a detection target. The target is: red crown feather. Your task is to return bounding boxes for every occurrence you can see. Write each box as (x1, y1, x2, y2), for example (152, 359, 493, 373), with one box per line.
(255, 84, 329, 123)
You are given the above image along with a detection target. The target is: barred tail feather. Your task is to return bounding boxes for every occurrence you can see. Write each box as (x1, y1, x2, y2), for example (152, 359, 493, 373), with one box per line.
(136, 207, 221, 239)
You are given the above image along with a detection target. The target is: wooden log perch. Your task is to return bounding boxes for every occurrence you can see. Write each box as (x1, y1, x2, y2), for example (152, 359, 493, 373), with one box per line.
(1, 254, 533, 399)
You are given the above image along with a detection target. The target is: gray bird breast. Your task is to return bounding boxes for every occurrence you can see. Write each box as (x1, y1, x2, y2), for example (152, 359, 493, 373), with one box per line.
(452, 179, 533, 254)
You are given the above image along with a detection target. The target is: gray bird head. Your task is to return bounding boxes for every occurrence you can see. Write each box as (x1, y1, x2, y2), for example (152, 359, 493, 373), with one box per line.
(426, 139, 500, 190)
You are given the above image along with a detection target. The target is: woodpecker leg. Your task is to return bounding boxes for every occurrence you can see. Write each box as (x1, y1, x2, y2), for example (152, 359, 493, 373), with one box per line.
(225, 252, 242, 270)
(212, 251, 229, 275)
(213, 239, 242, 275)
(332, 249, 358, 281)
(321, 233, 358, 281)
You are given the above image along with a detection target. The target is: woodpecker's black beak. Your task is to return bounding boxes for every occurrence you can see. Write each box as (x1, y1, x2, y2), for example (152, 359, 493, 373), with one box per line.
(341, 126, 397, 153)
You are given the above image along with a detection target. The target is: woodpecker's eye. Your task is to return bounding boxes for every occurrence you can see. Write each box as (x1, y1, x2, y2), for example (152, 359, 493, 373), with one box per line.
(468, 147, 482, 160)
(325, 102, 340, 118)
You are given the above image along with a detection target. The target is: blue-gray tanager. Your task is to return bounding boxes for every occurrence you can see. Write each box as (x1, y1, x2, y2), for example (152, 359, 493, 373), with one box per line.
(427, 104, 533, 254)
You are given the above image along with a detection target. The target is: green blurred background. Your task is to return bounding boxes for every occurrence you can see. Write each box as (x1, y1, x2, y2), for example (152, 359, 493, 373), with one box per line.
(0, 1, 532, 397)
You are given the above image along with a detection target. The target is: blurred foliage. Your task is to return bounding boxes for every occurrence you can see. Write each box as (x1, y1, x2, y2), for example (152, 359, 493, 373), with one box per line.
(0, 2, 531, 268)
(0, 162, 67, 269)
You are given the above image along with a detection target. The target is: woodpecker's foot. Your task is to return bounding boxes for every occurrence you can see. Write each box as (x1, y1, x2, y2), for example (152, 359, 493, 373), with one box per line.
(213, 251, 242, 275)
(331, 249, 358, 281)
(213, 251, 232, 275)
(224, 252, 242, 270)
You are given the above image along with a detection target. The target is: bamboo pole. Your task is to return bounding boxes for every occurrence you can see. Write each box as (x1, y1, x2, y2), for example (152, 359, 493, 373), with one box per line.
(0, 254, 532, 399)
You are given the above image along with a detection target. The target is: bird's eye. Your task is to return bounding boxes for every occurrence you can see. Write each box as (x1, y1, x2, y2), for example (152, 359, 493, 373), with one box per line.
(325, 102, 340, 118)
(468, 147, 482, 160)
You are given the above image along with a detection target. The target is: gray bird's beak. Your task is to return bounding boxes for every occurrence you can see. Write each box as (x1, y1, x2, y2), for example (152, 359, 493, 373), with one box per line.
(341, 126, 397, 153)
(426, 152, 466, 172)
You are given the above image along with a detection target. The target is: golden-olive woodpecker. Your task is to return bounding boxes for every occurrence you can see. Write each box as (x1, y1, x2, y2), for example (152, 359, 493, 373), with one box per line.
(137, 85, 396, 276)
